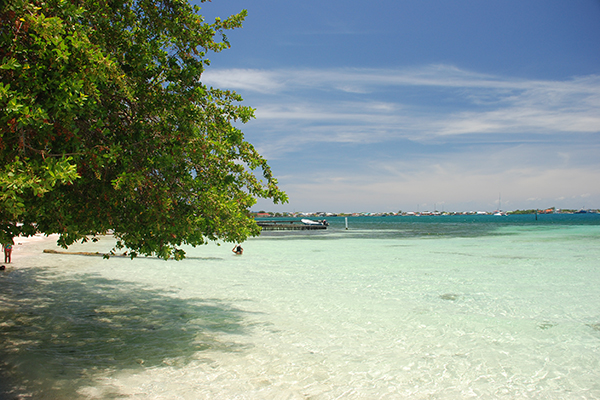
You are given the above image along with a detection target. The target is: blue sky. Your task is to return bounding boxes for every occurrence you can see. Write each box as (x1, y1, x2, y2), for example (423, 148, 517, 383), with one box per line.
(196, 0, 600, 213)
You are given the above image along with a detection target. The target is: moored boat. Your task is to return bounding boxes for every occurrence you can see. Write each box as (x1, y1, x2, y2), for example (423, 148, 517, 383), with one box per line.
(257, 219, 328, 231)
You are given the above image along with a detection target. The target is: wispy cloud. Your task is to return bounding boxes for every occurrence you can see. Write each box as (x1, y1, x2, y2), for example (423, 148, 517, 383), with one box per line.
(202, 65, 600, 211)
(203, 65, 600, 95)
(255, 145, 600, 212)
(202, 69, 285, 93)
(203, 65, 600, 148)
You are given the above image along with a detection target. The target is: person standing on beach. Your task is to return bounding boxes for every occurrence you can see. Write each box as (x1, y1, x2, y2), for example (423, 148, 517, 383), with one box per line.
(3, 240, 13, 263)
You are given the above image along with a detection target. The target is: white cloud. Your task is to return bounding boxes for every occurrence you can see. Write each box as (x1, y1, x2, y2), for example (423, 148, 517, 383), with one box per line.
(266, 164, 600, 212)
(210, 65, 600, 153)
(203, 65, 600, 97)
(203, 65, 600, 211)
(201, 69, 284, 93)
(254, 142, 600, 212)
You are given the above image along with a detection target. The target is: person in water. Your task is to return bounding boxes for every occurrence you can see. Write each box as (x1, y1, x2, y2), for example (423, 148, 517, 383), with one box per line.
(3, 241, 13, 263)
(232, 245, 243, 255)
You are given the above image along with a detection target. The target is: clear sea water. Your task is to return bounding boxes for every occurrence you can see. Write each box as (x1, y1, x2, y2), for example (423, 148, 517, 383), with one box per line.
(1, 214, 600, 399)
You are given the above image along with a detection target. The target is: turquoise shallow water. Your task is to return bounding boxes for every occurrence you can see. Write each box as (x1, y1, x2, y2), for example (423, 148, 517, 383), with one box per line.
(1, 215, 600, 399)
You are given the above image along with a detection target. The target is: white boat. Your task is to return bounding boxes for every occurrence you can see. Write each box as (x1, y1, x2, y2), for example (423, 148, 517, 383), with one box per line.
(494, 194, 507, 216)
(301, 219, 329, 226)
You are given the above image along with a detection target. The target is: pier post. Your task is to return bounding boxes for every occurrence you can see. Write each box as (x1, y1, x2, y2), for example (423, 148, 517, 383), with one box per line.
(345, 217, 348, 230)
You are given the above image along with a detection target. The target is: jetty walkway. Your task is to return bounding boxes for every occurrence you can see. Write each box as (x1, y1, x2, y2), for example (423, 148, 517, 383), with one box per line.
(257, 220, 327, 231)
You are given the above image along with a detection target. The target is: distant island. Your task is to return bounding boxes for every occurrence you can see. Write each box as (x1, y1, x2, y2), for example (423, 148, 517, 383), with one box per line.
(253, 207, 598, 218)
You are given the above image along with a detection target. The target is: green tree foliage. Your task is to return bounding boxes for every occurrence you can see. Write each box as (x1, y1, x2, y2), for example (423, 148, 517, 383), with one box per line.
(0, 0, 287, 259)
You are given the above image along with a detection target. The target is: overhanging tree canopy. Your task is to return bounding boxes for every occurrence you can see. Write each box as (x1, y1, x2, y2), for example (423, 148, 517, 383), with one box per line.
(0, 0, 287, 259)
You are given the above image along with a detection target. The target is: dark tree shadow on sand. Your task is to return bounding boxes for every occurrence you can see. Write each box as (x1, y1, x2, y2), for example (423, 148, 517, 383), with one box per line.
(0, 268, 250, 399)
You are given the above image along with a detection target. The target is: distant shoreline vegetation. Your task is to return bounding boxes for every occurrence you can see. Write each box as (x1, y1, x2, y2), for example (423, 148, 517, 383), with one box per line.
(252, 208, 599, 218)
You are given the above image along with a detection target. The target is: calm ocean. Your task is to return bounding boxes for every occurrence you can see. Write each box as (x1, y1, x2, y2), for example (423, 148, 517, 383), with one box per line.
(1, 214, 600, 399)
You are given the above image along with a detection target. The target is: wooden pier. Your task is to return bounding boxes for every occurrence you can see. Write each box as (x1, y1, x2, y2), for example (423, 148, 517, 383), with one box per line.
(257, 220, 328, 231)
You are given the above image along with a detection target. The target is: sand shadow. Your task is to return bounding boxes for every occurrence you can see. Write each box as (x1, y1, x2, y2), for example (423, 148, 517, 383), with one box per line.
(0, 268, 249, 399)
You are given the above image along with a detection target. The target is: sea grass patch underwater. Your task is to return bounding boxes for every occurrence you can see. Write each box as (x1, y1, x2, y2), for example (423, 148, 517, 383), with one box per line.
(1, 214, 600, 398)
